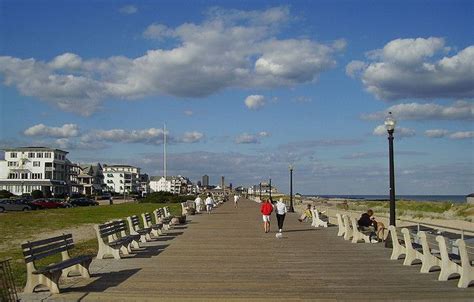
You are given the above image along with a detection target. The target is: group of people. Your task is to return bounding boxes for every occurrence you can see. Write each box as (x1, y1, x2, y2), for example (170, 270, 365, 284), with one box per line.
(259, 198, 288, 234)
(194, 194, 216, 214)
(194, 193, 241, 214)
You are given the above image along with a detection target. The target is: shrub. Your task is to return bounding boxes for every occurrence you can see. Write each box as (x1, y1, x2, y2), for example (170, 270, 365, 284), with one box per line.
(31, 190, 44, 199)
(139, 191, 196, 204)
(0, 190, 13, 198)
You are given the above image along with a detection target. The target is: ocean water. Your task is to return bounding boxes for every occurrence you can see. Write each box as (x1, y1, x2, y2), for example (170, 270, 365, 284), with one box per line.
(312, 195, 468, 203)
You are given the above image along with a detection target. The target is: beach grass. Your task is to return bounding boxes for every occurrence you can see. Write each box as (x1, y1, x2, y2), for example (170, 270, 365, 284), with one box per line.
(0, 202, 180, 289)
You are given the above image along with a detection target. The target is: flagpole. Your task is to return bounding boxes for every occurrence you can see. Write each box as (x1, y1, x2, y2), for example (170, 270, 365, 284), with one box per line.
(164, 123, 167, 179)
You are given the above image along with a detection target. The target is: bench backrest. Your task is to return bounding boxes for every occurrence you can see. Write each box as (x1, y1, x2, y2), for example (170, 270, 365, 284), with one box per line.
(418, 231, 439, 254)
(143, 213, 152, 224)
(98, 221, 120, 238)
(129, 215, 141, 228)
(156, 208, 165, 218)
(22, 234, 73, 263)
(455, 239, 474, 266)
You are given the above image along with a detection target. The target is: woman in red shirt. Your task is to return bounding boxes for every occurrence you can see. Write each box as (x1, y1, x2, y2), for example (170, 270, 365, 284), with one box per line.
(260, 199, 274, 233)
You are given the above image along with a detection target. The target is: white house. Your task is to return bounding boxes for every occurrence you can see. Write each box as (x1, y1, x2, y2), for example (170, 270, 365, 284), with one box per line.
(103, 164, 141, 194)
(149, 175, 192, 194)
(0, 147, 70, 196)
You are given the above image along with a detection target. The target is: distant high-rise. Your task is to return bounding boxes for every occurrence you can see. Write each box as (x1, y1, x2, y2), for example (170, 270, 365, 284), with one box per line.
(221, 176, 225, 189)
(202, 175, 209, 187)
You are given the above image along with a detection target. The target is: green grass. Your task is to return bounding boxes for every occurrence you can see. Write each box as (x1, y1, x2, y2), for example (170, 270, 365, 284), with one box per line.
(0, 202, 180, 289)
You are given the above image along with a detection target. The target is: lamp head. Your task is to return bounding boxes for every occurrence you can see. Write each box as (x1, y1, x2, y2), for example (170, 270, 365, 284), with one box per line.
(384, 112, 396, 131)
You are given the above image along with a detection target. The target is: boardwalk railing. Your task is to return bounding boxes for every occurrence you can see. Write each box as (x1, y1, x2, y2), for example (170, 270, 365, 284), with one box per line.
(0, 258, 18, 302)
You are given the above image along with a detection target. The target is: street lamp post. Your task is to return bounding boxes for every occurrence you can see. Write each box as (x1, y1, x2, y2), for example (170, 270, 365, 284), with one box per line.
(259, 182, 262, 200)
(269, 178, 272, 200)
(385, 112, 397, 226)
(289, 165, 294, 212)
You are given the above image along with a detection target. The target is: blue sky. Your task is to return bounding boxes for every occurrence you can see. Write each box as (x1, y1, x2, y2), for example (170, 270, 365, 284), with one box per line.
(0, 0, 473, 195)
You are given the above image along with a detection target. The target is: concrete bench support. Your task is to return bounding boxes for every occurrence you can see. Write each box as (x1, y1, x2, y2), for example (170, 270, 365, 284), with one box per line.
(389, 225, 406, 260)
(455, 238, 474, 288)
(418, 231, 441, 273)
(401, 228, 423, 266)
(336, 213, 345, 237)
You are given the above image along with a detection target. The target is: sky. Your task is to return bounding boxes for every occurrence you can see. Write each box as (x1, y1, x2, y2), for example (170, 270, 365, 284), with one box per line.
(0, 0, 473, 195)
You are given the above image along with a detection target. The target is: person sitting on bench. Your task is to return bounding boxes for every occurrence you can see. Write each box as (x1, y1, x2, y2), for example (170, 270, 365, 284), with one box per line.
(298, 204, 313, 222)
(358, 209, 385, 242)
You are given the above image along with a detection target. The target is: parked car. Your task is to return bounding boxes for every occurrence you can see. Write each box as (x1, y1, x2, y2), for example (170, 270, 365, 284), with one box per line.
(70, 198, 99, 207)
(30, 198, 71, 209)
(12, 198, 41, 210)
(0, 199, 32, 212)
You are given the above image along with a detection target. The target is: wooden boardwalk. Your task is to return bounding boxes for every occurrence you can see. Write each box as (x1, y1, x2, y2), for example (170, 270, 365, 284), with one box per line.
(21, 199, 473, 301)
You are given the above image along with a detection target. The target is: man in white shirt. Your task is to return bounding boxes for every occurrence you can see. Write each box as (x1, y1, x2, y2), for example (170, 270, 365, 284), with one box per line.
(194, 196, 202, 213)
(233, 194, 239, 208)
(275, 198, 288, 233)
(205, 194, 214, 214)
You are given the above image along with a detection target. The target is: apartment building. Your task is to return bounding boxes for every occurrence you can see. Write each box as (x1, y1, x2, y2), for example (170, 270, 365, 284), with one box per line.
(0, 147, 69, 196)
(103, 164, 141, 194)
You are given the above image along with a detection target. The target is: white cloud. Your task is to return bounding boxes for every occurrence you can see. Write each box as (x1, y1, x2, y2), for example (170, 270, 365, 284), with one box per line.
(181, 131, 204, 143)
(258, 131, 270, 137)
(373, 125, 415, 138)
(362, 100, 474, 121)
(245, 95, 266, 110)
(143, 24, 174, 40)
(84, 128, 165, 144)
(49, 53, 82, 70)
(425, 129, 450, 138)
(119, 5, 138, 14)
(0, 7, 343, 115)
(235, 133, 260, 144)
(348, 37, 474, 100)
(24, 124, 79, 138)
(449, 131, 474, 139)
(184, 110, 194, 116)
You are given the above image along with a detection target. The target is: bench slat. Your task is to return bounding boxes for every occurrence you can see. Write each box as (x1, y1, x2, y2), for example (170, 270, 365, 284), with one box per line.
(33, 255, 92, 274)
(23, 238, 72, 257)
(21, 234, 72, 249)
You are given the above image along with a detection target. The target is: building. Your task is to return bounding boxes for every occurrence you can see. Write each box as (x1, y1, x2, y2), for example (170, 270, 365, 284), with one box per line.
(467, 193, 474, 205)
(247, 182, 278, 195)
(104, 164, 141, 194)
(150, 175, 194, 194)
(0, 147, 69, 196)
(76, 163, 105, 196)
(202, 174, 209, 187)
(139, 174, 150, 197)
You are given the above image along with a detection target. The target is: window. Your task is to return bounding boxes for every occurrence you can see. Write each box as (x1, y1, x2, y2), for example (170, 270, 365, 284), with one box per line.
(45, 162, 52, 167)
(28, 152, 35, 158)
(10, 152, 17, 158)
(37, 152, 43, 158)
(45, 152, 51, 158)
(8, 173, 17, 179)
(33, 161, 40, 167)
(21, 173, 28, 179)
(45, 171, 52, 179)
(7, 161, 18, 167)
(107, 174, 114, 177)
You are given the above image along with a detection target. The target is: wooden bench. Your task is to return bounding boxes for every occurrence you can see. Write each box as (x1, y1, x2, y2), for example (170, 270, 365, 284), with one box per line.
(350, 216, 371, 243)
(388, 225, 407, 260)
(181, 201, 196, 216)
(418, 231, 442, 273)
(127, 215, 152, 243)
(142, 212, 163, 237)
(342, 215, 353, 241)
(401, 228, 423, 266)
(455, 238, 474, 288)
(114, 219, 141, 250)
(94, 220, 136, 259)
(436, 235, 462, 282)
(22, 234, 92, 294)
(336, 213, 345, 237)
(154, 208, 172, 230)
(310, 208, 328, 228)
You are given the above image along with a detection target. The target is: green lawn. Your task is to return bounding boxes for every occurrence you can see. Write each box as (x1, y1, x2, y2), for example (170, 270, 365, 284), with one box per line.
(0, 202, 181, 289)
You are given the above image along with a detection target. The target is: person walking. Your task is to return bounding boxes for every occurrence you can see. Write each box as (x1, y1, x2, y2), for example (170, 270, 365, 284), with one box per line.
(194, 195, 202, 213)
(233, 194, 239, 208)
(205, 193, 214, 214)
(275, 198, 287, 233)
(260, 199, 274, 233)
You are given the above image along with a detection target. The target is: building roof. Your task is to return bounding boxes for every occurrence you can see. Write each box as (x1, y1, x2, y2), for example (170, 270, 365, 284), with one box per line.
(104, 164, 138, 168)
(3, 146, 69, 154)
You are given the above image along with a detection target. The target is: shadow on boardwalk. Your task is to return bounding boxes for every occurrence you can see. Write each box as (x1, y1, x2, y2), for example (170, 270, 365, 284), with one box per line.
(20, 199, 473, 301)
